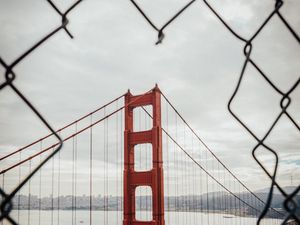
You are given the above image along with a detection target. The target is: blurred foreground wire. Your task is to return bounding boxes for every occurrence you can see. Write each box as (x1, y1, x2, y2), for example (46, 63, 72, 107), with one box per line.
(1, 0, 299, 224)
(129, 0, 299, 224)
(0, 1, 82, 224)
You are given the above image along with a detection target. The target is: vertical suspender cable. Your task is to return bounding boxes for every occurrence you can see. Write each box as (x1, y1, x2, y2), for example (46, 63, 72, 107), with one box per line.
(188, 149, 191, 225)
(211, 158, 215, 225)
(228, 173, 233, 215)
(149, 111, 151, 220)
(72, 134, 75, 225)
(205, 148, 209, 225)
(254, 197, 264, 223)
(234, 180, 237, 225)
(239, 183, 242, 224)
(2, 174, 4, 225)
(120, 106, 124, 220)
(146, 110, 149, 220)
(199, 141, 203, 225)
(58, 136, 61, 225)
(211, 158, 216, 224)
(144, 111, 147, 219)
(188, 135, 191, 225)
(75, 123, 78, 225)
(38, 142, 42, 225)
(217, 162, 221, 225)
(191, 137, 195, 225)
(189, 134, 192, 225)
(107, 110, 109, 225)
(223, 166, 226, 225)
(228, 171, 231, 216)
(103, 108, 106, 225)
(220, 166, 226, 221)
(121, 107, 124, 218)
(105, 108, 109, 225)
(51, 147, 54, 225)
(240, 188, 243, 224)
(166, 101, 170, 224)
(181, 150, 184, 224)
(223, 169, 226, 225)
(116, 101, 119, 224)
(188, 138, 191, 225)
(28, 159, 31, 225)
(17, 151, 22, 223)
(175, 114, 178, 225)
(233, 180, 236, 224)
(139, 108, 141, 219)
(231, 173, 234, 218)
(166, 102, 171, 224)
(90, 115, 93, 225)
(239, 182, 241, 225)
(223, 169, 226, 216)
(183, 124, 187, 225)
(252, 194, 255, 219)
(219, 165, 222, 225)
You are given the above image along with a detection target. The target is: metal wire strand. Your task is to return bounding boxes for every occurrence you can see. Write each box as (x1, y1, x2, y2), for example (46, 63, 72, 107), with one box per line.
(0, 1, 83, 224)
(128, 2, 300, 221)
(1, 0, 299, 224)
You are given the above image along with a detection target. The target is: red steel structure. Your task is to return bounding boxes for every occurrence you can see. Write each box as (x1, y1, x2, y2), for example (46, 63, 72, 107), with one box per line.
(123, 85, 165, 225)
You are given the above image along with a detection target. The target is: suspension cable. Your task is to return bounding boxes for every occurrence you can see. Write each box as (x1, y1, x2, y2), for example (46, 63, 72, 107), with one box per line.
(141, 106, 273, 215)
(158, 91, 284, 217)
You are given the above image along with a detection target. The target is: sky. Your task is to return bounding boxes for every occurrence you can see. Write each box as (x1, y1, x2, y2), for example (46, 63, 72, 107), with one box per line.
(0, 0, 299, 197)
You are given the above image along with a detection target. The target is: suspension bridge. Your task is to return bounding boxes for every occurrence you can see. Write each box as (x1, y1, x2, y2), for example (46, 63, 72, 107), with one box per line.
(1, 85, 283, 225)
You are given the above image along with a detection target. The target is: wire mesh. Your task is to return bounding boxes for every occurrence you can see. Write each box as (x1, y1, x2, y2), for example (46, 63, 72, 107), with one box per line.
(0, 1, 83, 224)
(1, 0, 299, 224)
(128, 0, 299, 223)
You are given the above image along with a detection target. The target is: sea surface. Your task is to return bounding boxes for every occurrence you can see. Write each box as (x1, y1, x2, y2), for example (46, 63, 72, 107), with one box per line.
(3, 210, 282, 225)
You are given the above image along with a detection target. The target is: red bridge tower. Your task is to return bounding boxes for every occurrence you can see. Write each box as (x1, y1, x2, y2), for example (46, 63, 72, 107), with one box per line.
(123, 85, 165, 225)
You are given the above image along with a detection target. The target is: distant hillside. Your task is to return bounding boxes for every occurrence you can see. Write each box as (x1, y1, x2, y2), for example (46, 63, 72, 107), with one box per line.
(255, 186, 299, 195)
(253, 186, 300, 217)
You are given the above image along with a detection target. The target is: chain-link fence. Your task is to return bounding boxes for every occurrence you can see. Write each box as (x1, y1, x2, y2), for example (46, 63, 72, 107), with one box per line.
(0, 1, 82, 224)
(1, 0, 299, 224)
(128, 0, 299, 223)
